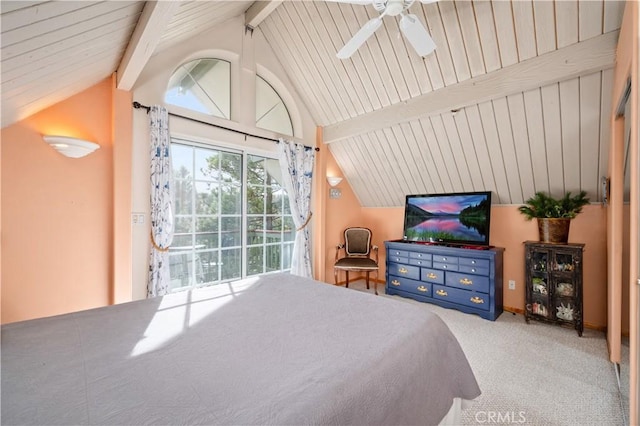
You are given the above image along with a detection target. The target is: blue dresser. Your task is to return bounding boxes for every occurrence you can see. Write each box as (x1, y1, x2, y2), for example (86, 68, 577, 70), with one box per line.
(385, 240, 504, 321)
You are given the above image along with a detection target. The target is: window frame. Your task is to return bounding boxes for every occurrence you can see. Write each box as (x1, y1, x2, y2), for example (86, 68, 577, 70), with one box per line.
(255, 74, 294, 137)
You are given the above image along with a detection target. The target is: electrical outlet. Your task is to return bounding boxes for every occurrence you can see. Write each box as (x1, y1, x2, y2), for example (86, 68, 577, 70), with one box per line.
(508, 280, 516, 290)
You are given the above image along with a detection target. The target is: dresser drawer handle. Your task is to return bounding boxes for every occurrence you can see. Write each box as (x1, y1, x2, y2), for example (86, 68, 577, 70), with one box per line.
(436, 289, 448, 296)
(459, 278, 473, 285)
(417, 285, 428, 293)
(470, 296, 484, 304)
(471, 260, 476, 264)
(417, 254, 422, 258)
(391, 279, 401, 286)
(426, 272, 437, 279)
(471, 268, 476, 272)
(399, 267, 408, 274)
(442, 265, 448, 269)
(442, 257, 447, 261)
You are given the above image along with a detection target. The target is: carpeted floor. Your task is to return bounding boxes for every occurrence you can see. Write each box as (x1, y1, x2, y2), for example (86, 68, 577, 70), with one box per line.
(343, 280, 626, 425)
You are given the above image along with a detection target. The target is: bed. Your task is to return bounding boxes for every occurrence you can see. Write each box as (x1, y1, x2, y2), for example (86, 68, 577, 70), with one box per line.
(2, 273, 480, 425)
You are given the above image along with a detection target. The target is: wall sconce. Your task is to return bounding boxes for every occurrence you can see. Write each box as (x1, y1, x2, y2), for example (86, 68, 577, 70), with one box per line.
(43, 135, 100, 158)
(327, 176, 343, 187)
(327, 176, 343, 199)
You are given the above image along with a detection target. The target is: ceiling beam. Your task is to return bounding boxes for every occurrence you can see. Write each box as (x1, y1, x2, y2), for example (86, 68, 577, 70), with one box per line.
(245, 1, 283, 28)
(116, 1, 179, 91)
(323, 30, 619, 144)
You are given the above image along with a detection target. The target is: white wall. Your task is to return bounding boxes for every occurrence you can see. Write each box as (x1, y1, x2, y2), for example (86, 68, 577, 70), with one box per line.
(131, 15, 318, 299)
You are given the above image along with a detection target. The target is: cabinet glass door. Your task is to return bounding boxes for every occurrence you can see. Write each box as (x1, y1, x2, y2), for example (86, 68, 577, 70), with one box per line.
(531, 251, 548, 272)
(552, 251, 576, 272)
(530, 274, 550, 318)
(528, 250, 550, 318)
(554, 298, 577, 322)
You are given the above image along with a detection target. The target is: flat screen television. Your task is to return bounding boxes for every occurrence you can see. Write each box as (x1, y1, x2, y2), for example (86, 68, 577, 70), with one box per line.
(403, 191, 492, 246)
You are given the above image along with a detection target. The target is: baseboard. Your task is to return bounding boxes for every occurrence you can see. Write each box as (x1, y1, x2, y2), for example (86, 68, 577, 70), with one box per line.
(504, 306, 525, 315)
(504, 306, 606, 331)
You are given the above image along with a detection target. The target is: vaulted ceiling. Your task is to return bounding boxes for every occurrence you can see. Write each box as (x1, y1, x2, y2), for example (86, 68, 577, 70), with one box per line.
(1, 0, 628, 207)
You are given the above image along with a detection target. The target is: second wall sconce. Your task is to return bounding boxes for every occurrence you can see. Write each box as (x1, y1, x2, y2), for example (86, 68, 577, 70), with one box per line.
(327, 176, 343, 187)
(43, 135, 100, 158)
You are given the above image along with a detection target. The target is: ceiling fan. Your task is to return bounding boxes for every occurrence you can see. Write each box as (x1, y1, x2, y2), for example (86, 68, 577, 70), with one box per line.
(328, 0, 438, 59)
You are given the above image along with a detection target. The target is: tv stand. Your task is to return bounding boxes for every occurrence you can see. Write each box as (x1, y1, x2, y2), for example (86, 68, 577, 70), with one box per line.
(385, 240, 504, 321)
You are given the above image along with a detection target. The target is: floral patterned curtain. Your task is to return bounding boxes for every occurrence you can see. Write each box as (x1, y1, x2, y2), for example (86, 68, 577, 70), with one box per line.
(147, 106, 174, 297)
(277, 138, 315, 278)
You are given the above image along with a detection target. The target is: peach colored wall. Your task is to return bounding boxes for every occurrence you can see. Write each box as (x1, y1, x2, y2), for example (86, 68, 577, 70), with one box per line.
(623, 204, 631, 334)
(112, 77, 133, 304)
(1, 79, 114, 323)
(321, 149, 372, 284)
(608, 2, 639, 423)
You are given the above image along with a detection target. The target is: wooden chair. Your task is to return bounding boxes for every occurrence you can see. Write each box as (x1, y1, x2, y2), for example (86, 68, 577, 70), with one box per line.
(334, 227, 379, 295)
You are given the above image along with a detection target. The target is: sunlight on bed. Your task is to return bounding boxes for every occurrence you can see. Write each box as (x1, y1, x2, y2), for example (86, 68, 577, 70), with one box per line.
(130, 276, 260, 357)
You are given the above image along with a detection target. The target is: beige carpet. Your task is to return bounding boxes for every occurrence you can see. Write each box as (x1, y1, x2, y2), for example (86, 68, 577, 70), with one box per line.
(343, 280, 625, 425)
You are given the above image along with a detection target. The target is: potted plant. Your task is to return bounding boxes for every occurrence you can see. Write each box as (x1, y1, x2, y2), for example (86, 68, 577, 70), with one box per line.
(518, 191, 590, 243)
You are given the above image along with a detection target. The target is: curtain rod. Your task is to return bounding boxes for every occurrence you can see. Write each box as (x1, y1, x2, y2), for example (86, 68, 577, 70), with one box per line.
(132, 102, 319, 151)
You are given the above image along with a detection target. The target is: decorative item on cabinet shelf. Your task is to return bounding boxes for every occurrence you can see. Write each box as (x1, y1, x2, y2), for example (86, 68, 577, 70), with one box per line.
(518, 191, 590, 243)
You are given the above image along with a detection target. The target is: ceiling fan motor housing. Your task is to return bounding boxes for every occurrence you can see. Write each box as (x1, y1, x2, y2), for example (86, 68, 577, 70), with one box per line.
(373, 0, 414, 16)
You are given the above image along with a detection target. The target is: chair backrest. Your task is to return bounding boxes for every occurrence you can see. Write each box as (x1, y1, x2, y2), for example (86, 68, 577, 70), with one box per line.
(344, 227, 372, 256)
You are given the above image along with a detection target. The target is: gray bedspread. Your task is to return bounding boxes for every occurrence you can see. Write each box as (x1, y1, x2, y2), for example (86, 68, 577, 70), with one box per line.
(2, 273, 480, 425)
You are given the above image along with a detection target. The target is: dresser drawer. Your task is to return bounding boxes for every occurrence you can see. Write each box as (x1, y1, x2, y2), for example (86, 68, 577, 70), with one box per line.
(458, 265, 490, 276)
(388, 276, 432, 296)
(409, 252, 432, 261)
(421, 267, 445, 284)
(409, 258, 432, 267)
(433, 254, 457, 264)
(459, 257, 489, 268)
(446, 271, 490, 293)
(433, 285, 489, 311)
(433, 261, 459, 272)
(388, 255, 409, 264)
(387, 262, 420, 280)
(388, 249, 409, 258)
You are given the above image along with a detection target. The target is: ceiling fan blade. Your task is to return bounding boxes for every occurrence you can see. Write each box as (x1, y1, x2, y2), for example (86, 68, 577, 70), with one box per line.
(337, 17, 382, 59)
(399, 14, 436, 56)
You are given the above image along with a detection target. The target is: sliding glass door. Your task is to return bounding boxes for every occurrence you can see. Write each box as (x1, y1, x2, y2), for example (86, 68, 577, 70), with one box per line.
(169, 140, 293, 291)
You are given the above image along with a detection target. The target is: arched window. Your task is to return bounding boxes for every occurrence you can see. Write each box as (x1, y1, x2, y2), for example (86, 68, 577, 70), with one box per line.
(165, 58, 231, 119)
(255, 75, 293, 136)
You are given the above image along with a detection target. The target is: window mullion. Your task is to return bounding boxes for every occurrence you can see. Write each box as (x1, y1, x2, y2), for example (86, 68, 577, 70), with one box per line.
(241, 151, 248, 279)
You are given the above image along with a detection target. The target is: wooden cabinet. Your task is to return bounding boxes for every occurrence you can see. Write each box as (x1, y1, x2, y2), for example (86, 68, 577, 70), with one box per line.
(524, 241, 584, 336)
(385, 241, 504, 321)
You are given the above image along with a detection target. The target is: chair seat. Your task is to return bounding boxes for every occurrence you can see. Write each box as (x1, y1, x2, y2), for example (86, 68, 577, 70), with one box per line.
(334, 257, 378, 270)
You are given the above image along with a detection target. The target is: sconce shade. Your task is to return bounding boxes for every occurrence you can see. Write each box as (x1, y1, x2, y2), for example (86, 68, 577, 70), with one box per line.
(327, 177, 343, 187)
(43, 135, 100, 158)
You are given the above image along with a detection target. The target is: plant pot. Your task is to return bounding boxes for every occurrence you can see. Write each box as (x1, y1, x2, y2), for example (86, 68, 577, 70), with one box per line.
(537, 218, 571, 243)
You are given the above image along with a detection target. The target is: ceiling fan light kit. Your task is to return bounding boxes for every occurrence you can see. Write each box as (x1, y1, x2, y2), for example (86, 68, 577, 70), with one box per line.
(331, 0, 438, 59)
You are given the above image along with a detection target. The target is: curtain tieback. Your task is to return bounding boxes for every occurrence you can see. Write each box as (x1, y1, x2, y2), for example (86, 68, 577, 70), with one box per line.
(296, 212, 313, 231)
(150, 230, 171, 252)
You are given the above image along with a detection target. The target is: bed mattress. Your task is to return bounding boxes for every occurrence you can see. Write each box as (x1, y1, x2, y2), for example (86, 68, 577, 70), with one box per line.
(2, 273, 480, 425)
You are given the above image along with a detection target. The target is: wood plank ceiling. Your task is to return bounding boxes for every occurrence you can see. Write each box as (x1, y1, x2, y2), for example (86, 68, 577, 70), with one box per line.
(1, 1, 144, 126)
(1, 0, 627, 207)
(260, 0, 626, 206)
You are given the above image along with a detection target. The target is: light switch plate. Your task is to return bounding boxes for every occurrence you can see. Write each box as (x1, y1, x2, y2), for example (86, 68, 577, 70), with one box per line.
(329, 188, 341, 199)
